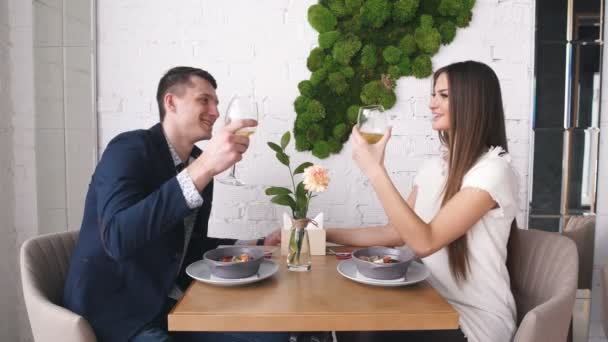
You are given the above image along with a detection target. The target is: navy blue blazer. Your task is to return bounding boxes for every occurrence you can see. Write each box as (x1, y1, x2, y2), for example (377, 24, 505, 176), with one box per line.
(63, 123, 235, 341)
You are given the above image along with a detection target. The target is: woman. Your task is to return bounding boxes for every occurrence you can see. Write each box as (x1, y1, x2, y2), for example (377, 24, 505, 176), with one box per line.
(330, 61, 518, 342)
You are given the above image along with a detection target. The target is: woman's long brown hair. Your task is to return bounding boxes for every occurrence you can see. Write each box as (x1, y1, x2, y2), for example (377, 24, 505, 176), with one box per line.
(433, 61, 509, 282)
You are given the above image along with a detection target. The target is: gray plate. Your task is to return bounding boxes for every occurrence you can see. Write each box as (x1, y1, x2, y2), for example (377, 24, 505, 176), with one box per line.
(186, 259, 278, 286)
(337, 259, 429, 287)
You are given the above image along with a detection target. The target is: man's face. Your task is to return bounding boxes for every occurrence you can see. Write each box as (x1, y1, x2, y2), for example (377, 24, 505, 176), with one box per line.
(169, 76, 219, 141)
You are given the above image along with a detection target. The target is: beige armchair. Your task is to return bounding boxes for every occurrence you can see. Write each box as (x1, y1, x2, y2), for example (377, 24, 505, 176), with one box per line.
(20, 231, 97, 342)
(507, 227, 578, 342)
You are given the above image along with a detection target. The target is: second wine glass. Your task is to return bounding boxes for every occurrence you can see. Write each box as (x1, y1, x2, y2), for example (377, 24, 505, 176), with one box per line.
(217, 95, 259, 186)
(357, 105, 387, 144)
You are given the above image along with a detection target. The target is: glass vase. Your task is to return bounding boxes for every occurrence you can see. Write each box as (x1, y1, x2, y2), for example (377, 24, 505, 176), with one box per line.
(287, 218, 312, 271)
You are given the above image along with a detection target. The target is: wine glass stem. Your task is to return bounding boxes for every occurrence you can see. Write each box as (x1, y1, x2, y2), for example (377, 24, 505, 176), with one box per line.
(229, 163, 237, 179)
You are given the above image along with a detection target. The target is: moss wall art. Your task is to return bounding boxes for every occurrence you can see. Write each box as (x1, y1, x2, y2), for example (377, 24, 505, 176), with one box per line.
(293, 0, 476, 158)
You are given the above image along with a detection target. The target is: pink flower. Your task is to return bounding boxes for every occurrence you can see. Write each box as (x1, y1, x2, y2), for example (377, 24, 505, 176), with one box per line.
(303, 165, 329, 193)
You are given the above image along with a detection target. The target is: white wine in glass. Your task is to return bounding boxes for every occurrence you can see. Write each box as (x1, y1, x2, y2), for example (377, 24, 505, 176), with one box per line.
(357, 105, 387, 144)
(360, 132, 383, 144)
(217, 95, 259, 186)
(235, 129, 255, 138)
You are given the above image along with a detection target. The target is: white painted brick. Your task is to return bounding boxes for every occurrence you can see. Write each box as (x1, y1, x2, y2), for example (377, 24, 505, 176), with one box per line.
(208, 221, 257, 240)
(501, 80, 534, 121)
(321, 204, 351, 226)
(390, 171, 415, 197)
(410, 96, 432, 118)
(246, 204, 276, 221)
(358, 204, 388, 225)
(97, 95, 123, 113)
(210, 204, 242, 221)
(506, 119, 531, 140)
(508, 139, 530, 159)
(123, 96, 154, 115)
(391, 117, 435, 136)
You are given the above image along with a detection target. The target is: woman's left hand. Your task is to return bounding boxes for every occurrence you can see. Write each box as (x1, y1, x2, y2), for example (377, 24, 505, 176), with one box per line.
(351, 125, 391, 178)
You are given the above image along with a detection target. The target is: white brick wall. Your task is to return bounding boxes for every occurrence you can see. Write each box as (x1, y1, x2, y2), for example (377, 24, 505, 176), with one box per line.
(98, 0, 535, 241)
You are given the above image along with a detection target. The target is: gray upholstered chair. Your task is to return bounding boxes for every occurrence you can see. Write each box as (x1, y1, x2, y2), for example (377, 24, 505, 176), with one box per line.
(20, 231, 97, 342)
(507, 227, 578, 342)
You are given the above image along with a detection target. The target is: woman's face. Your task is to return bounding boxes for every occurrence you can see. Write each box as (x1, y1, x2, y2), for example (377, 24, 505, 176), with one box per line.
(429, 72, 451, 132)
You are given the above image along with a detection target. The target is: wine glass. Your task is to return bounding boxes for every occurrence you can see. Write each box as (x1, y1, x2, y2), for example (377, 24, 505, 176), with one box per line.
(217, 95, 259, 186)
(357, 105, 388, 144)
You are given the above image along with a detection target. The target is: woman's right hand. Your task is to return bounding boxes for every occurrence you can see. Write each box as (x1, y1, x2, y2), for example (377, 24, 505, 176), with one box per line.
(350, 125, 391, 179)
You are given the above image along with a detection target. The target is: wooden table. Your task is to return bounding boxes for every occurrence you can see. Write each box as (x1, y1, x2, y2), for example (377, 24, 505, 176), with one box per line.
(168, 249, 458, 332)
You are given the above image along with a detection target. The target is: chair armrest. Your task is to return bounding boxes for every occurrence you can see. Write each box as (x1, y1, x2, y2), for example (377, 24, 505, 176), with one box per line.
(513, 294, 575, 342)
(24, 292, 97, 342)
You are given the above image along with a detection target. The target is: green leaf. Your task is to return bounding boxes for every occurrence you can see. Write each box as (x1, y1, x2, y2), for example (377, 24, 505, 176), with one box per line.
(271, 194, 296, 212)
(296, 182, 307, 202)
(265, 187, 293, 196)
(276, 152, 290, 166)
(280, 131, 291, 149)
(293, 162, 314, 175)
(267, 142, 283, 153)
(295, 181, 308, 217)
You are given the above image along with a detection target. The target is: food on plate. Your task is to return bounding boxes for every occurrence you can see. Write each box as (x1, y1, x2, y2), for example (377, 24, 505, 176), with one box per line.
(358, 255, 398, 264)
(219, 254, 251, 263)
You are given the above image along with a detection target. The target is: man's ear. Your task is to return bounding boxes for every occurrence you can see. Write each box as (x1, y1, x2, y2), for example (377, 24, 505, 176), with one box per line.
(164, 93, 176, 114)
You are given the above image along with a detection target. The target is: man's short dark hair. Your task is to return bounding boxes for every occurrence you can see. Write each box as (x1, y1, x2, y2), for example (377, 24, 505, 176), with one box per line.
(156, 66, 217, 121)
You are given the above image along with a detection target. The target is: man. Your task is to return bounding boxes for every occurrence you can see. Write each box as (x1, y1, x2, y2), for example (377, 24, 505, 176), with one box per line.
(63, 66, 286, 342)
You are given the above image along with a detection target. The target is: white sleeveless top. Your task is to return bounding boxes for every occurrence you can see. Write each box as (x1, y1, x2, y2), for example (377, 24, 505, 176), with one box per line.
(411, 147, 517, 342)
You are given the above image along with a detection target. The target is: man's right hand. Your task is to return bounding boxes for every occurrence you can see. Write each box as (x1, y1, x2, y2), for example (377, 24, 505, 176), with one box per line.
(186, 119, 257, 191)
